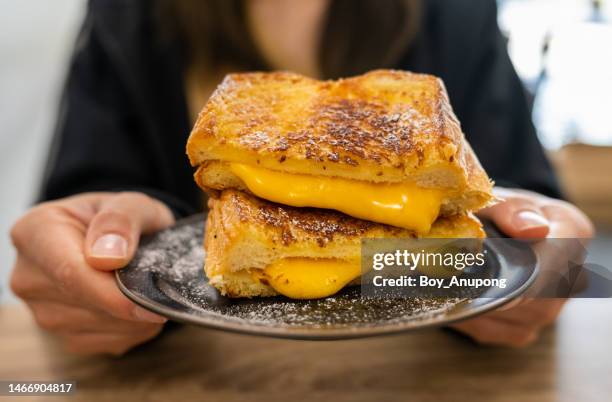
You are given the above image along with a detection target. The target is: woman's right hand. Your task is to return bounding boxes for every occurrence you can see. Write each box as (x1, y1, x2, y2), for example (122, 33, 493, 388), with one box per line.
(10, 192, 175, 355)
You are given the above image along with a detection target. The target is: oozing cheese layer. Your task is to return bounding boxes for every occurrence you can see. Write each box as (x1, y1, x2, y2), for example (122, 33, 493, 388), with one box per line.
(254, 258, 361, 299)
(229, 163, 443, 233)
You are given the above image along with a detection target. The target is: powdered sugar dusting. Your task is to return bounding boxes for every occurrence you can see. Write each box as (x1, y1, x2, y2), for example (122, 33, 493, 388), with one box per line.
(127, 219, 205, 284)
(215, 294, 464, 327)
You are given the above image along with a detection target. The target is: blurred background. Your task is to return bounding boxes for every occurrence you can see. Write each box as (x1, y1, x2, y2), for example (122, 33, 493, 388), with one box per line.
(1, 0, 611, 302)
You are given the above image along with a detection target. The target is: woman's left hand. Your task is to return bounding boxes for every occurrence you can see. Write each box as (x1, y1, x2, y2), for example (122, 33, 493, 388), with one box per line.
(449, 187, 594, 347)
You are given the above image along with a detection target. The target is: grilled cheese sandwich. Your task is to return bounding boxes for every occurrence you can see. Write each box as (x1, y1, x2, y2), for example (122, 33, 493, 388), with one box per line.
(205, 190, 485, 298)
(187, 70, 494, 232)
(187, 70, 495, 298)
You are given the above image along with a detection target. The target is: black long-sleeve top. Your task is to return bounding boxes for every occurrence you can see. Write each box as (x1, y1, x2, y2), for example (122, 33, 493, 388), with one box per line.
(41, 0, 561, 217)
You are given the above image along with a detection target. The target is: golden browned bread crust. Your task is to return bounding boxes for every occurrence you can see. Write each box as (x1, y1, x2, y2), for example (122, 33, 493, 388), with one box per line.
(204, 190, 485, 297)
(187, 70, 493, 209)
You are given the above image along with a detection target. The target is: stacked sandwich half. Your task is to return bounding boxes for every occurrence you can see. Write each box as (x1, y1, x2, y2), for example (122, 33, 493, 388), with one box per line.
(186, 70, 494, 299)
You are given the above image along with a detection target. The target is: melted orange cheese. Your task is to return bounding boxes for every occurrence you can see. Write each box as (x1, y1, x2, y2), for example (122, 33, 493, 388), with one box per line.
(254, 258, 361, 299)
(229, 163, 443, 233)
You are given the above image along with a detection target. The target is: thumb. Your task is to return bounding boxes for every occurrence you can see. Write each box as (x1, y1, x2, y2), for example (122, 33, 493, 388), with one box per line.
(478, 193, 550, 239)
(85, 192, 175, 270)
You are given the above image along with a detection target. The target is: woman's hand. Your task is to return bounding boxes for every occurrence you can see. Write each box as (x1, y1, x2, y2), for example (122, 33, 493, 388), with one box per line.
(10, 192, 175, 355)
(450, 187, 594, 347)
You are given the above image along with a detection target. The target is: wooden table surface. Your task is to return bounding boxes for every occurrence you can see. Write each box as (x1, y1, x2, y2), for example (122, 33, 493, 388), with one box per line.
(1, 300, 611, 402)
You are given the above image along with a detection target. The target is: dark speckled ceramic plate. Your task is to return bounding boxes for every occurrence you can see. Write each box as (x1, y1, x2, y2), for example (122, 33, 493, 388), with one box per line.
(116, 214, 537, 340)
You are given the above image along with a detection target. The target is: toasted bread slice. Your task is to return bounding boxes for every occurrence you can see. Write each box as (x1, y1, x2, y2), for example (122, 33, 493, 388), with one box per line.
(205, 190, 485, 298)
(187, 70, 494, 221)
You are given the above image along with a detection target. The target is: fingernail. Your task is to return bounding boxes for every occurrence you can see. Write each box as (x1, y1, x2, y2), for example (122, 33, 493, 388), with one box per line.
(132, 307, 168, 324)
(513, 210, 549, 232)
(91, 234, 128, 258)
